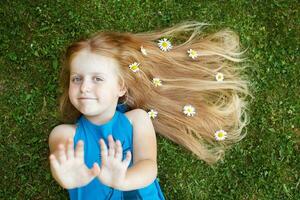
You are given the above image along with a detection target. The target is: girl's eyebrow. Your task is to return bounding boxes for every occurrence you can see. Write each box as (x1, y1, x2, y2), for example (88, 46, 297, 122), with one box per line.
(70, 72, 107, 75)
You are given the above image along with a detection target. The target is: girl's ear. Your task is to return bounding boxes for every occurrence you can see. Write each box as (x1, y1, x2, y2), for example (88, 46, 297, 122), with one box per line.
(118, 83, 127, 97)
(119, 88, 126, 97)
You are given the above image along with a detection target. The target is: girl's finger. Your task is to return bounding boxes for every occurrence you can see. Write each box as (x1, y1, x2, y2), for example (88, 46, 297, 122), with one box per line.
(108, 135, 115, 157)
(57, 144, 67, 164)
(99, 139, 108, 166)
(122, 151, 132, 168)
(74, 140, 84, 161)
(49, 154, 60, 169)
(115, 140, 123, 161)
(91, 162, 101, 176)
(66, 138, 74, 160)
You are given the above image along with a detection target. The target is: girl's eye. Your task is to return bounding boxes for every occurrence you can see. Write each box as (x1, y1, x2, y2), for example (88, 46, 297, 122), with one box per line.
(72, 77, 81, 82)
(95, 77, 103, 82)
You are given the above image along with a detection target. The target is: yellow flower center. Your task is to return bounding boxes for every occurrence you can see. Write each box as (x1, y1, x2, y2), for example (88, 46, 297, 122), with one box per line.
(149, 111, 156, 118)
(218, 132, 224, 137)
(162, 42, 168, 48)
(131, 65, 138, 70)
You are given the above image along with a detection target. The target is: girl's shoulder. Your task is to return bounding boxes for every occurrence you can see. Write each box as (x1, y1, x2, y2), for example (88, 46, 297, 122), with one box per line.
(123, 108, 142, 125)
(48, 124, 77, 154)
(123, 108, 149, 126)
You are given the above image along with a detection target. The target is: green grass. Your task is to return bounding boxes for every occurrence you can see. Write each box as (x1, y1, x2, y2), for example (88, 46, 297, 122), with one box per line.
(1, 0, 299, 199)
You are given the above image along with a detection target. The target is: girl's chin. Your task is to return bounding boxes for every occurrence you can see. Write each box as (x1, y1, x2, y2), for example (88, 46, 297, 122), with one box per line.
(78, 107, 100, 115)
(80, 109, 98, 114)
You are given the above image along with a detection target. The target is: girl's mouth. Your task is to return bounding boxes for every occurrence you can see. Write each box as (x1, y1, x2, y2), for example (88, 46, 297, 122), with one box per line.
(79, 98, 97, 100)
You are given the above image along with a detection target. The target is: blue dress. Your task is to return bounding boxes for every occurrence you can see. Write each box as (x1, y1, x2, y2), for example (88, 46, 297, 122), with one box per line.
(68, 104, 165, 200)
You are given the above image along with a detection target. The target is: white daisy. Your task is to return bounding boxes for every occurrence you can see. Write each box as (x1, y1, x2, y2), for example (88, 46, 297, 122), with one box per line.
(152, 78, 162, 87)
(148, 109, 158, 119)
(214, 130, 227, 141)
(183, 104, 196, 117)
(215, 72, 224, 82)
(140, 46, 147, 56)
(129, 62, 140, 72)
(187, 49, 198, 59)
(158, 38, 172, 51)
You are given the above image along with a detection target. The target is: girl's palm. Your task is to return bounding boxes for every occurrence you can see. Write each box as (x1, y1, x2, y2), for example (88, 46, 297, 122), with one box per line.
(49, 138, 98, 189)
(94, 135, 132, 189)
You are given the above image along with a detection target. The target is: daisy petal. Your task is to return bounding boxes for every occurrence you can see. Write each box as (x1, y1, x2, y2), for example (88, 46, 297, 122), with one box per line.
(152, 78, 162, 87)
(183, 104, 196, 117)
(140, 46, 147, 56)
(187, 49, 198, 59)
(214, 130, 227, 141)
(148, 109, 158, 119)
(129, 62, 140, 72)
(215, 72, 224, 82)
(158, 38, 172, 51)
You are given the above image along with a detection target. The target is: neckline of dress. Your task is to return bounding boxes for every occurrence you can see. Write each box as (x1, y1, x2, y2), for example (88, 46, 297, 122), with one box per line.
(81, 111, 119, 129)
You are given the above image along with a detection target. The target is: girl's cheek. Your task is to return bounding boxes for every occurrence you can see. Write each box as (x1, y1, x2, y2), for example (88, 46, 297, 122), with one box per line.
(68, 86, 77, 97)
(69, 84, 78, 91)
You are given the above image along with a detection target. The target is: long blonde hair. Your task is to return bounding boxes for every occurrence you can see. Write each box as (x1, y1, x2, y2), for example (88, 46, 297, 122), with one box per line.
(58, 21, 252, 165)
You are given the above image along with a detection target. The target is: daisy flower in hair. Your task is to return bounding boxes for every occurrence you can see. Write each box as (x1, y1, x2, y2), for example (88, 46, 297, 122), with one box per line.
(215, 72, 224, 82)
(158, 38, 172, 51)
(129, 62, 140, 72)
(187, 49, 198, 59)
(214, 129, 227, 141)
(183, 104, 196, 117)
(152, 78, 162, 87)
(148, 109, 158, 119)
(140, 46, 147, 56)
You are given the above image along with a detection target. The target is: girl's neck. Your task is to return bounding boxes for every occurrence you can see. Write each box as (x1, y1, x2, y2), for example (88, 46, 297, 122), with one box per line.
(84, 108, 116, 126)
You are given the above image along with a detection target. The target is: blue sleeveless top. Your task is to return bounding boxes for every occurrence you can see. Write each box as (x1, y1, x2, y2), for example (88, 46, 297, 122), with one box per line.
(68, 104, 165, 200)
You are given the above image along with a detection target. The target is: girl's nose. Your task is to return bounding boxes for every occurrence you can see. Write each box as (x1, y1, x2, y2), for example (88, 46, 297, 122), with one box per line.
(80, 80, 92, 93)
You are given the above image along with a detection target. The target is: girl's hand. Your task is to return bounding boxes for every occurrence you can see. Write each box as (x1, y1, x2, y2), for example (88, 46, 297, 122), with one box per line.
(93, 135, 132, 190)
(49, 138, 98, 189)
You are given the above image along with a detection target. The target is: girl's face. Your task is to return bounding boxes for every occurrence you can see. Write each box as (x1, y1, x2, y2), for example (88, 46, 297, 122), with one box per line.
(68, 50, 125, 118)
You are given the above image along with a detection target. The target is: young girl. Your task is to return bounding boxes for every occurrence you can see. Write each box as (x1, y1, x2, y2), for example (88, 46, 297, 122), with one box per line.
(48, 21, 251, 199)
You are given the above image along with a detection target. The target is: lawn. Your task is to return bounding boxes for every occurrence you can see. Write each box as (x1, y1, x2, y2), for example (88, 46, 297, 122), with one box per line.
(0, 0, 299, 199)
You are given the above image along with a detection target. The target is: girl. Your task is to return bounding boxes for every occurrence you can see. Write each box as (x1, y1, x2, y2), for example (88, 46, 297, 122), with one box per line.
(48, 21, 251, 199)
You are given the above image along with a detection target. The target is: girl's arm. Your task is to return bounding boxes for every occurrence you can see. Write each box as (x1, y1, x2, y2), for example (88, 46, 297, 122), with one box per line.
(48, 125, 98, 189)
(48, 124, 75, 156)
(49, 124, 75, 186)
(120, 109, 158, 191)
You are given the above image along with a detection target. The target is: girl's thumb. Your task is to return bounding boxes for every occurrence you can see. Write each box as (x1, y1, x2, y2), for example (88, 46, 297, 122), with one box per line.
(92, 163, 100, 176)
